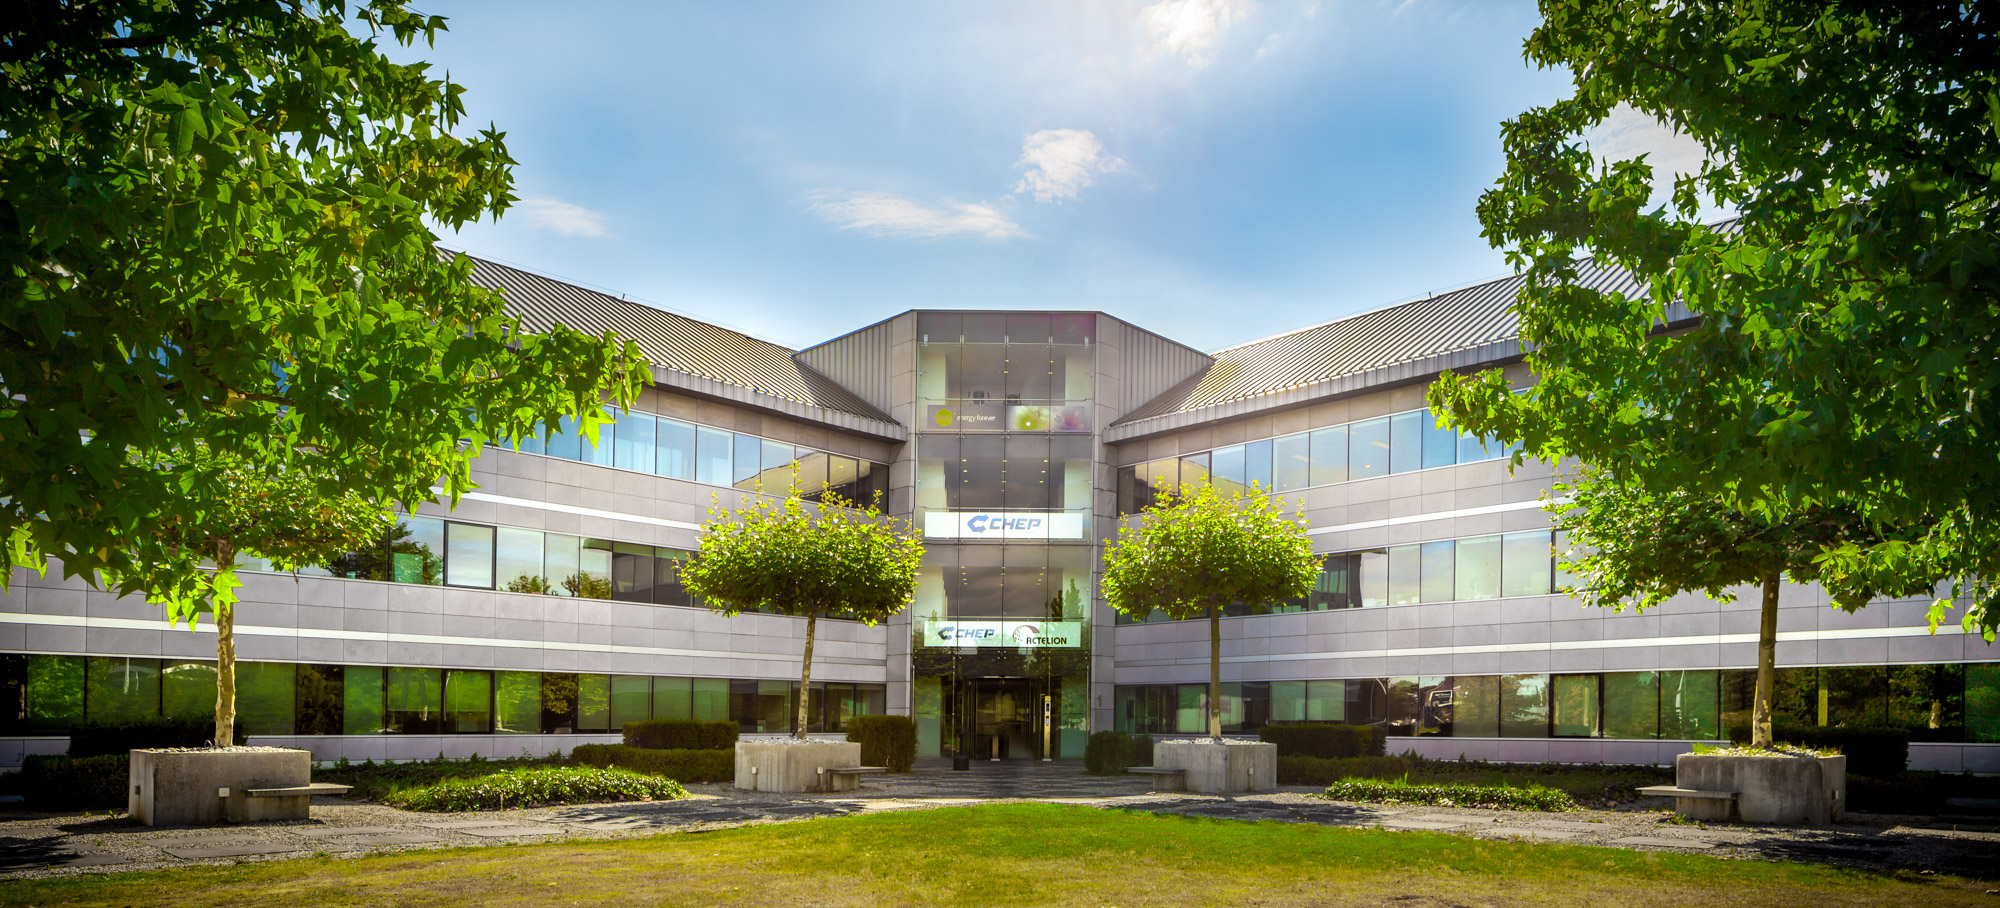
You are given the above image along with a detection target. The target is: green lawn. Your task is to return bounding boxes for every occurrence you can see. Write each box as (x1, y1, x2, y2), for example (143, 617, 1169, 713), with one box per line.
(4, 804, 1987, 907)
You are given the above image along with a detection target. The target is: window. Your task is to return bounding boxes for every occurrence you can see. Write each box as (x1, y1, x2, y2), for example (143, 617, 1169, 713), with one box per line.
(1420, 411, 1457, 470)
(295, 664, 344, 736)
(1501, 674, 1549, 737)
(1309, 426, 1347, 486)
(579, 410, 614, 467)
(732, 433, 763, 488)
(1273, 433, 1310, 493)
(612, 410, 656, 473)
(1418, 540, 1454, 603)
(86, 657, 158, 723)
(657, 418, 697, 480)
(652, 677, 692, 720)
(445, 522, 495, 588)
(1603, 672, 1659, 739)
(495, 671, 539, 734)
(540, 673, 579, 734)
(1388, 412, 1422, 474)
(1454, 675, 1500, 737)
(1551, 674, 1600, 737)
(386, 667, 443, 734)
(1387, 544, 1420, 605)
(401, 516, 445, 585)
(444, 669, 492, 733)
(1243, 439, 1273, 490)
(696, 427, 733, 486)
(496, 527, 545, 594)
(1454, 535, 1501, 601)
(578, 674, 611, 732)
(1210, 444, 1246, 492)
(544, 533, 581, 598)
(546, 413, 582, 460)
(611, 675, 652, 728)
(1502, 531, 1553, 597)
(344, 666, 385, 735)
(612, 543, 656, 603)
(1660, 670, 1719, 739)
(162, 661, 217, 721)
(1349, 417, 1390, 479)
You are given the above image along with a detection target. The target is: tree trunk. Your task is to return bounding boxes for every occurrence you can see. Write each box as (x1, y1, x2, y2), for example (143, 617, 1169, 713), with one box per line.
(214, 541, 237, 748)
(1751, 572, 1780, 750)
(1208, 605, 1222, 742)
(797, 609, 817, 740)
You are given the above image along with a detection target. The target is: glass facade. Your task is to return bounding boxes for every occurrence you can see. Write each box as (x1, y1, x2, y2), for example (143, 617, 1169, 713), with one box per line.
(0, 654, 884, 737)
(1117, 663, 1997, 742)
(1117, 406, 1518, 514)
(516, 407, 888, 505)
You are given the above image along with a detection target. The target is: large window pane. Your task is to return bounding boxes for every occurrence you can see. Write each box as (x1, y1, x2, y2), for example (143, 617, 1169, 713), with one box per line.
(544, 532, 581, 598)
(1967, 663, 2000, 743)
(732, 433, 763, 488)
(1453, 675, 1500, 737)
(1309, 425, 1347, 486)
(1244, 439, 1273, 491)
(1502, 531, 1553, 597)
(496, 527, 546, 594)
(1890, 663, 1964, 741)
(494, 671, 539, 734)
(612, 542, 656, 603)
(540, 673, 579, 734)
(1270, 680, 1306, 722)
(238, 662, 295, 735)
(295, 664, 344, 736)
(1136, 458, 1178, 506)
(1387, 544, 1420, 605)
(343, 666, 385, 735)
(386, 667, 443, 734)
(612, 410, 656, 473)
(696, 427, 733, 486)
(692, 678, 730, 722)
(1179, 452, 1211, 492)
(1552, 674, 1600, 737)
(1418, 540, 1454, 603)
(611, 675, 652, 730)
(1501, 673, 1549, 737)
(762, 439, 794, 492)
(445, 522, 495, 588)
(579, 410, 614, 466)
(1388, 411, 1422, 474)
(1273, 433, 1310, 493)
(652, 677, 692, 720)
(657, 418, 697, 480)
(399, 516, 445, 585)
(1349, 417, 1390, 479)
(577, 674, 611, 732)
(1210, 444, 1246, 492)
(1454, 535, 1501, 601)
(1421, 411, 1457, 470)
(1385, 676, 1423, 736)
(1359, 550, 1388, 607)
(653, 549, 694, 607)
(546, 413, 582, 460)
(162, 661, 217, 721)
(1603, 671, 1660, 739)
(794, 450, 831, 499)
(1660, 670, 1719, 739)
(1458, 429, 1497, 464)
(575, 538, 613, 599)
(1822, 666, 1888, 727)
(1306, 679, 1345, 722)
(443, 669, 492, 733)
(86, 657, 159, 723)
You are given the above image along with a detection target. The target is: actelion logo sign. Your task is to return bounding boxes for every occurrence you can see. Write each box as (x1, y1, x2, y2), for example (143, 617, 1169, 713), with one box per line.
(926, 620, 1082, 649)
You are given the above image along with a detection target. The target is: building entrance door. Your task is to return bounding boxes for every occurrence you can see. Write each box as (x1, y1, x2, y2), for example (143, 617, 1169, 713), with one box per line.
(971, 677, 1038, 760)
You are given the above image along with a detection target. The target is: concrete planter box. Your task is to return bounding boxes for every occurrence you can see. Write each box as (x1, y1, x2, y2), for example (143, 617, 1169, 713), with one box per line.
(1152, 740, 1277, 794)
(129, 748, 312, 826)
(734, 740, 863, 793)
(1676, 752, 1846, 825)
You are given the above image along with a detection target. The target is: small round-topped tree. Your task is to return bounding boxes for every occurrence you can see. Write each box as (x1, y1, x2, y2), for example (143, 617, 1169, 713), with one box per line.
(682, 487, 922, 792)
(1102, 479, 1318, 792)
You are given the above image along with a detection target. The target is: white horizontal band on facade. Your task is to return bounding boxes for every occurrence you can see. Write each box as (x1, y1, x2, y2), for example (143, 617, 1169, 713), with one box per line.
(1116, 622, 1970, 669)
(1304, 497, 1560, 537)
(442, 488, 706, 533)
(0, 613, 881, 667)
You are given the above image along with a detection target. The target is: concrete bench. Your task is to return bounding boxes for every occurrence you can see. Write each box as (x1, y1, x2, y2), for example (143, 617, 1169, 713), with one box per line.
(1127, 767, 1186, 792)
(819, 766, 887, 791)
(1638, 785, 1736, 821)
(244, 783, 354, 799)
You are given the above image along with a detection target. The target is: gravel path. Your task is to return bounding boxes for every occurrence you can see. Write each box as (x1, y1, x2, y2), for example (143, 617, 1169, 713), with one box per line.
(2, 770, 1994, 883)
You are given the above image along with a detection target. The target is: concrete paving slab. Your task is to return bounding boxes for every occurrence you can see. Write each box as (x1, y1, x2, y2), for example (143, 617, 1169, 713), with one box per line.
(1487, 828, 1580, 841)
(414, 819, 516, 830)
(157, 842, 312, 859)
(1612, 836, 1716, 849)
(1534, 820, 1614, 832)
(141, 832, 263, 846)
(1381, 818, 1467, 830)
(0, 852, 131, 871)
(455, 825, 565, 838)
(286, 825, 408, 839)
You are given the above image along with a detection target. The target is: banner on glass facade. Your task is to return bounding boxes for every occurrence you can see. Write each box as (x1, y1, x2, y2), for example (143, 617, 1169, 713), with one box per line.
(925, 620, 1083, 648)
(926, 402, 1090, 432)
(922, 511, 1087, 541)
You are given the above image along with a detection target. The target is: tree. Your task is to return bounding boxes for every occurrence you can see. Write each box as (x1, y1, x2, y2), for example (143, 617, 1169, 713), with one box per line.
(1550, 467, 1892, 748)
(1430, 1, 2000, 639)
(680, 491, 923, 740)
(1, 2, 648, 696)
(1102, 481, 1318, 741)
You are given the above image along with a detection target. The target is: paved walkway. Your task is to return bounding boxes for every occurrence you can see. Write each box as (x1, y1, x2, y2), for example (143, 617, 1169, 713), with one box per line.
(3, 758, 1995, 882)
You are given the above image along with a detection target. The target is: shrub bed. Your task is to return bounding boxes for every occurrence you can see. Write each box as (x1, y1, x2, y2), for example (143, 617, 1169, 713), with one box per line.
(845, 715, 918, 772)
(1083, 732, 1152, 774)
(16, 754, 129, 810)
(1257, 723, 1386, 759)
(623, 720, 739, 751)
(1276, 754, 1415, 786)
(316, 754, 563, 801)
(382, 766, 687, 811)
(1322, 779, 1578, 812)
(569, 744, 733, 782)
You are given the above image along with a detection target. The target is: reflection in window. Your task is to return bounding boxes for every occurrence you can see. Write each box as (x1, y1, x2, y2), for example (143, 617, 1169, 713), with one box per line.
(1349, 417, 1390, 479)
(444, 669, 492, 733)
(445, 522, 494, 588)
(612, 410, 656, 473)
(343, 666, 385, 735)
(1501, 673, 1549, 737)
(1603, 671, 1659, 739)
(386, 667, 442, 734)
(497, 527, 546, 594)
(494, 671, 539, 734)
(657, 417, 697, 481)
(696, 426, 733, 486)
(1552, 674, 1600, 737)
(1454, 535, 1501, 601)
(1388, 412, 1422, 474)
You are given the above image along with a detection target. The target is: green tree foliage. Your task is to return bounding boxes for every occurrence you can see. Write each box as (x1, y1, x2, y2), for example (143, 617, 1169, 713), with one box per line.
(1428, 2, 2000, 640)
(0, 2, 648, 627)
(1552, 467, 1891, 747)
(681, 491, 923, 740)
(1102, 481, 1318, 741)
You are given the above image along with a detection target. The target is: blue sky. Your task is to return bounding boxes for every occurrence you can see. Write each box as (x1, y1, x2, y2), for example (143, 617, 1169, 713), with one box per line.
(406, 1, 1690, 352)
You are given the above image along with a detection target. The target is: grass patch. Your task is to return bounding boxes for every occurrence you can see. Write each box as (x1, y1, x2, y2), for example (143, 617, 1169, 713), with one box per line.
(1321, 778, 1579, 811)
(0, 804, 1987, 907)
(381, 765, 686, 812)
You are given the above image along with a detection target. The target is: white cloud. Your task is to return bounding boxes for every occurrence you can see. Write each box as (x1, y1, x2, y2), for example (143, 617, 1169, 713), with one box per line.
(1585, 104, 1712, 196)
(1141, 0, 1253, 68)
(512, 197, 611, 239)
(807, 190, 1024, 239)
(1013, 129, 1129, 203)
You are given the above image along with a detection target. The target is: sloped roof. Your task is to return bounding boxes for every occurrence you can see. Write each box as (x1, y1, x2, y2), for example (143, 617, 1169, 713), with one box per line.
(460, 254, 894, 423)
(1115, 261, 1644, 424)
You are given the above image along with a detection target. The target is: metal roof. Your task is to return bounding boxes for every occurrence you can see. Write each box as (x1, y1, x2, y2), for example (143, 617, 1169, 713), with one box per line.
(1115, 261, 1645, 424)
(461, 254, 896, 423)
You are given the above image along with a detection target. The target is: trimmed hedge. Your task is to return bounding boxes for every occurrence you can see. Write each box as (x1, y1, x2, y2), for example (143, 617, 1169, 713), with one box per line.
(1726, 723, 1909, 778)
(1257, 723, 1386, 759)
(67, 717, 244, 757)
(569, 744, 734, 783)
(1276, 754, 1415, 786)
(1083, 732, 1153, 774)
(846, 715, 918, 772)
(622, 720, 739, 751)
(1322, 779, 1578, 812)
(18, 754, 129, 810)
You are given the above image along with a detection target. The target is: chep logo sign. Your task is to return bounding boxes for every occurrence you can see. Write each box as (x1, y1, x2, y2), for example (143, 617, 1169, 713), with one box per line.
(964, 514, 1043, 535)
(922, 511, 1086, 540)
(928, 620, 1082, 649)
